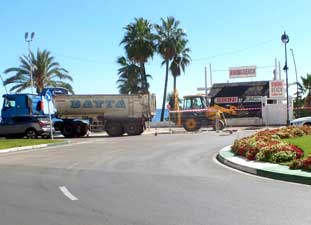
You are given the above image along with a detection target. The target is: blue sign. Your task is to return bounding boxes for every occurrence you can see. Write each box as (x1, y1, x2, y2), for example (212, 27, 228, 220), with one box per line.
(45, 90, 52, 101)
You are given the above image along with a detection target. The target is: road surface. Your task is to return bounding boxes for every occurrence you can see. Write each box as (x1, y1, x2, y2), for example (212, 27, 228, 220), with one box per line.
(0, 130, 310, 225)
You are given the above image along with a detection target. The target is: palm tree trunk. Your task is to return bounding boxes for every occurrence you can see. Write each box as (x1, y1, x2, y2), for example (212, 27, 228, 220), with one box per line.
(173, 76, 177, 91)
(305, 93, 311, 107)
(160, 60, 169, 121)
(140, 62, 147, 93)
(172, 76, 177, 110)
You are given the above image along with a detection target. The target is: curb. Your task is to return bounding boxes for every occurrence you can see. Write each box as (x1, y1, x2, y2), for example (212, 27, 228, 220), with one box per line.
(217, 146, 311, 185)
(0, 140, 70, 154)
(144, 128, 186, 135)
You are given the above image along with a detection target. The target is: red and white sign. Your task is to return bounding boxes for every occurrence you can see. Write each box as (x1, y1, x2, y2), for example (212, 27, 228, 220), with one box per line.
(269, 80, 284, 98)
(229, 66, 256, 78)
(214, 96, 239, 104)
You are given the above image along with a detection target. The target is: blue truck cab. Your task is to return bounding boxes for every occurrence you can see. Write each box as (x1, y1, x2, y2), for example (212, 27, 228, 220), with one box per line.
(1, 88, 68, 122)
(1, 94, 44, 122)
(0, 88, 89, 138)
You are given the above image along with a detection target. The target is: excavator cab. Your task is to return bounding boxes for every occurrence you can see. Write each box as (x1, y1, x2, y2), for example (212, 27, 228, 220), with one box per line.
(182, 95, 207, 110)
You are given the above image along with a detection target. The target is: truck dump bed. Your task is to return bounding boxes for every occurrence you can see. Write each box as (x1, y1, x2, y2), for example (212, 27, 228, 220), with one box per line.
(53, 94, 156, 120)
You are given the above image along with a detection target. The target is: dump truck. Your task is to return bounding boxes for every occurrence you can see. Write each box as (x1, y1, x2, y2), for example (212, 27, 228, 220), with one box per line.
(169, 94, 227, 132)
(52, 94, 156, 137)
(1, 89, 156, 138)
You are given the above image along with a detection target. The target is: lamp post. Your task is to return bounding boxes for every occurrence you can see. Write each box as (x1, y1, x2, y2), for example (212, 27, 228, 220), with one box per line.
(24, 32, 35, 94)
(290, 48, 299, 117)
(281, 31, 290, 126)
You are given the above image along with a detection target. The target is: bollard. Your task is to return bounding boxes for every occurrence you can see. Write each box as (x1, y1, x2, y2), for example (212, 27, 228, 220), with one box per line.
(155, 128, 158, 136)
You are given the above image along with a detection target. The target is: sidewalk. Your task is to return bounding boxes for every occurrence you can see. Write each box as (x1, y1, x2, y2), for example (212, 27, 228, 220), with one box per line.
(217, 146, 311, 185)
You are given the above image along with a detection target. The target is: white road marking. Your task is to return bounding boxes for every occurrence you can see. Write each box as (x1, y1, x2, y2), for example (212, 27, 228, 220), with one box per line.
(67, 162, 80, 170)
(59, 186, 79, 201)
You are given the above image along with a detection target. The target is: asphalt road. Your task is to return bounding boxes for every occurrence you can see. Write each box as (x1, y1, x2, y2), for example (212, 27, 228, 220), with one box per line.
(0, 130, 311, 225)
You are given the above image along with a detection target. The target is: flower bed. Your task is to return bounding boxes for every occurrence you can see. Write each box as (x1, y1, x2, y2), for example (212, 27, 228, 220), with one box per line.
(231, 126, 311, 165)
(289, 157, 311, 171)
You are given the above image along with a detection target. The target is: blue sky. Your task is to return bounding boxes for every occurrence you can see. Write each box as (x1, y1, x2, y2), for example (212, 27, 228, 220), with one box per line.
(1, 0, 311, 106)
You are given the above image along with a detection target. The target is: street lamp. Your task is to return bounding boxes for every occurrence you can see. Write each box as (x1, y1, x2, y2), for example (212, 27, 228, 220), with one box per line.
(281, 31, 290, 126)
(24, 32, 35, 94)
(290, 48, 299, 117)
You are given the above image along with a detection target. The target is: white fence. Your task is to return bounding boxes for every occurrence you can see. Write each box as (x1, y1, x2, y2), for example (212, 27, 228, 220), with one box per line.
(226, 96, 293, 126)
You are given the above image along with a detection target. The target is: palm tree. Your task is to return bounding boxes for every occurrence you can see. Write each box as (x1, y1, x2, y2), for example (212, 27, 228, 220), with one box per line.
(301, 74, 311, 107)
(169, 39, 191, 108)
(169, 41, 191, 110)
(120, 18, 155, 93)
(155, 16, 187, 121)
(293, 81, 306, 117)
(116, 56, 152, 94)
(116, 56, 142, 94)
(3, 49, 74, 94)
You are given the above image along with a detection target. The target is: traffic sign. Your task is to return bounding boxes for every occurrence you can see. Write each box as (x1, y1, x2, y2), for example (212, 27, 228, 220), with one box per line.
(45, 89, 52, 101)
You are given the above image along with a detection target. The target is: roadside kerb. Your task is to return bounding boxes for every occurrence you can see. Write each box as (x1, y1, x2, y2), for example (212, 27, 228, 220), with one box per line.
(0, 140, 70, 154)
(144, 128, 186, 135)
(217, 145, 311, 185)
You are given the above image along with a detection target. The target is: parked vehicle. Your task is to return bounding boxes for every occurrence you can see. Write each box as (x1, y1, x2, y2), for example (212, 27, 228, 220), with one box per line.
(290, 117, 311, 127)
(1, 89, 156, 138)
(0, 115, 53, 139)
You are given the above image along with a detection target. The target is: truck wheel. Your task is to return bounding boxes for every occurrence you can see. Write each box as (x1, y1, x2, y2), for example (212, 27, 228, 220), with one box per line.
(183, 118, 201, 132)
(126, 123, 143, 136)
(53, 121, 62, 131)
(106, 123, 124, 137)
(75, 124, 88, 137)
(79, 126, 88, 137)
(25, 128, 38, 139)
(61, 124, 75, 138)
(213, 120, 225, 131)
(136, 125, 144, 135)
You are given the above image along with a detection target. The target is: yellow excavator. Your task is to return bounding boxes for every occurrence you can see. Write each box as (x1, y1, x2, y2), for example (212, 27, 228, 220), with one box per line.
(169, 94, 235, 132)
(210, 104, 238, 116)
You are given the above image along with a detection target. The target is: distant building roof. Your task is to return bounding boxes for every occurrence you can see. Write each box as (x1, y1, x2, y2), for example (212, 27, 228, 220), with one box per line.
(208, 81, 270, 98)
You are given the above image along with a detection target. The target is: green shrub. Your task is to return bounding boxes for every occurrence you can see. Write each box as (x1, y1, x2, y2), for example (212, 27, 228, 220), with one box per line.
(255, 149, 274, 162)
(289, 160, 303, 169)
(270, 151, 296, 163)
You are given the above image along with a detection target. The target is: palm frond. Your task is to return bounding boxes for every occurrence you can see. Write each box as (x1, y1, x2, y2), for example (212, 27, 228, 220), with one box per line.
(4, 48, 74, 94)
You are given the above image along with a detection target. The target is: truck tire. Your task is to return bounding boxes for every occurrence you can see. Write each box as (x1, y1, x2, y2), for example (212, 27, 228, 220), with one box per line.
(183, 118, 201, 132)
(136, 125, 144, 135)
(75, 124, 88, 137)
(126, 123, 143, 136)
(61, 123, 75, 138)
(213, 120, 225, 131)
(53, 121, 62, 131)
(106, 122, 124, 137)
